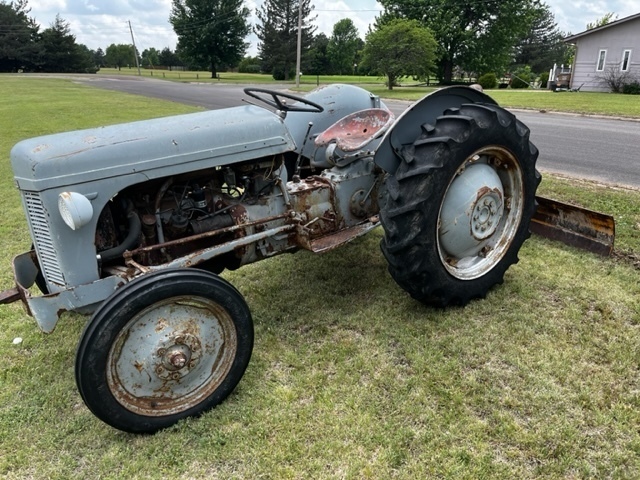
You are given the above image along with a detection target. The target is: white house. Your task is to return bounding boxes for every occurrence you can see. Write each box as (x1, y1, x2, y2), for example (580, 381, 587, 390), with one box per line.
(564, 12, 640, 92)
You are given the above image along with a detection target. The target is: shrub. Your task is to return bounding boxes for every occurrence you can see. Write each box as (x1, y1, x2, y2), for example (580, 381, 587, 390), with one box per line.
(510, 76, 530, 89)
(242, 65, 261, 74)
(272, 67, 295, 81)
(238, 56, 261, 74)
(477, 73, 498, 89)
(622, 81, 640, 95)
(510, 66, 533, 89)
(597, 67, 633, 93)
(539, 71, 549, 88)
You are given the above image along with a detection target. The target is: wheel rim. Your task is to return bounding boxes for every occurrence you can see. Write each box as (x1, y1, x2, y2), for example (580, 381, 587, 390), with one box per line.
(437, 146, 524, 280)
(106, 295, 237, 416)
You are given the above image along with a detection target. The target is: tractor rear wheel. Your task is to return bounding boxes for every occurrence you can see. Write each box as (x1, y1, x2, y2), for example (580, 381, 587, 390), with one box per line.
(380, 103, 540, 306)
(75, 268, 253, 433)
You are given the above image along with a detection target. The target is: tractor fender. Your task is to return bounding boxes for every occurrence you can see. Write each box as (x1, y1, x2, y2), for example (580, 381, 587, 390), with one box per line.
(374, 86, 498, 175)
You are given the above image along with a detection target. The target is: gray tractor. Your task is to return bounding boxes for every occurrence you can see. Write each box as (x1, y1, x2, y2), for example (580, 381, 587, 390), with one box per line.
(2, 84, 541, 432)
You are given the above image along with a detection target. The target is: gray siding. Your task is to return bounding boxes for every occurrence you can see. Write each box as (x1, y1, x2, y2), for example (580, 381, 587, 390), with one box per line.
(570, 16, 640, 92)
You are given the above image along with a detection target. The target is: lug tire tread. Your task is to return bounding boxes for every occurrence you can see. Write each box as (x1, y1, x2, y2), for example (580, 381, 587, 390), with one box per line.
(380, 103, 540, 306)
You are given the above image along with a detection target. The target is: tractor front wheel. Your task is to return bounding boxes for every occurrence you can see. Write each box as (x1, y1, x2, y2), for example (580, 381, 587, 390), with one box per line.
(75, 269, 253, 433)
(380, 103, 540, 306)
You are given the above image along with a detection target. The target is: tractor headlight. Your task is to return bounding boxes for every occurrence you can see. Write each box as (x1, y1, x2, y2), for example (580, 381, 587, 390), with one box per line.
(58, 192, 94, 230)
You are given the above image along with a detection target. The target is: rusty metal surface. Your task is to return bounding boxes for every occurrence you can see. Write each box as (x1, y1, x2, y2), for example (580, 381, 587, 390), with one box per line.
(290, 180, 337, 235)
(126, 212, 290, 258)
(530, 196, 615, 256)
(0, 287, 20, 304)
(314, 108, 394, 152)
(139, 224, 296, 272)
(107, 296, 238, 416)
(308, 218, 380, 253)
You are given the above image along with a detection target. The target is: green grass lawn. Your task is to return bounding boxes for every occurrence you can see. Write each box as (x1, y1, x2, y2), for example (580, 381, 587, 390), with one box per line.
(0, 76, 639, 479)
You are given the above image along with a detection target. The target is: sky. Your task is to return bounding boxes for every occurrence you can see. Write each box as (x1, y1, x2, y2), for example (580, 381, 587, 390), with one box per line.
(24, 0, 639, 57)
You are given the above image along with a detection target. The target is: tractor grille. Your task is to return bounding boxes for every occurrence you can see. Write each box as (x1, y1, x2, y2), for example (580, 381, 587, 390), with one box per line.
(23, 191, 65, 286)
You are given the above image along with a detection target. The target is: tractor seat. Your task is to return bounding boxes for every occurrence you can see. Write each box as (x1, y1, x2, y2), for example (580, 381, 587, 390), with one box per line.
(314, 108, 395, 152)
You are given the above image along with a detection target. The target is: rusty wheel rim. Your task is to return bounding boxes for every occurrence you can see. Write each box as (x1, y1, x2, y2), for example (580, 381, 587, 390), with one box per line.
(106, 296, 237, 417)
(437, 146, 524, 280)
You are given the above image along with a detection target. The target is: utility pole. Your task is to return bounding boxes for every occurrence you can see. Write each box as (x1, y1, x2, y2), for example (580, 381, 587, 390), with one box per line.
(295, 0, 302, 88)
(128, 20, 141, 76)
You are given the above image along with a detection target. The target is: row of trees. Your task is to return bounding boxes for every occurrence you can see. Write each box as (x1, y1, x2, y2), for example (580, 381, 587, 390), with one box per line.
(0, 0, 96, 73)
(169, 0, 574, 86)
(0, 0, 189, 73)
(2, 0, 575, 87)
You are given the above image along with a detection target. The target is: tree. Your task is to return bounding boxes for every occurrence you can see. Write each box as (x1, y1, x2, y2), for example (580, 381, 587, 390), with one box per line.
(159, 47, 181, 69)
(513, 2, 571, 74)
(327, 18, 360, 75)
(170, 0, 250, 78)
(586, 12, 617, 30)
(255, 0, 316, 80)
(39, 15, 94, 73)
(141, 47, 160, 68)
(93, 47, 105, 68)
(361, 18, 437, 90)
(305, 32, 330, 76)
(105, 44, 135, 70)
(0, 0, 41, 72)
(379, 0, 539, 83)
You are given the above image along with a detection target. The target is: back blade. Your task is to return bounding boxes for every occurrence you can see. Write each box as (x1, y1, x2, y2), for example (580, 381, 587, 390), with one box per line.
(530, 196, 615, 256)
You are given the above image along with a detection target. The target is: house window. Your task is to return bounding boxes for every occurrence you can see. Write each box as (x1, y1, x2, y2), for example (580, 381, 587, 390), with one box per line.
(596, 49, 607, 71)
(621, 50, 631, 71)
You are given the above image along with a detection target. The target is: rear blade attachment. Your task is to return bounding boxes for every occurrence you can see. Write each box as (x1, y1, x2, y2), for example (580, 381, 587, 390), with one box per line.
(530, 196, 615, 256)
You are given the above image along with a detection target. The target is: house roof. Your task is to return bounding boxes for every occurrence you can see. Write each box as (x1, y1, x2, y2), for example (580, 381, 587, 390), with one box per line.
(564, 11, 640, 43)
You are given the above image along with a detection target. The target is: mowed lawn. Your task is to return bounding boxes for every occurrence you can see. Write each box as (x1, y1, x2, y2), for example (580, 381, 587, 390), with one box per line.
(0, 76, 639, 479)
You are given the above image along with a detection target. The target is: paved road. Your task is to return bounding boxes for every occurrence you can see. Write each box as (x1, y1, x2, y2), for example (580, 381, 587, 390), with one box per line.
(76, 75, 640, 189)
(77, 74, 250, 110)
(515, 111, 639, 189)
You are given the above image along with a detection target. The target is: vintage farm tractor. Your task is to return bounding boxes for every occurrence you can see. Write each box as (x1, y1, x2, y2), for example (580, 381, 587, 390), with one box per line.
(0, 84, 613, 433)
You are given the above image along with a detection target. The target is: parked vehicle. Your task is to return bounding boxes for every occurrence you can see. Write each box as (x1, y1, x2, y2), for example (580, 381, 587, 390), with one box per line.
(0, 84, 592, 433)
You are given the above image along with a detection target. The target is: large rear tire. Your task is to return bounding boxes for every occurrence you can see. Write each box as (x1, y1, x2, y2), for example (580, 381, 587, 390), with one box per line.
(380, 103, 541, 306)
(75, 268, 253, 433)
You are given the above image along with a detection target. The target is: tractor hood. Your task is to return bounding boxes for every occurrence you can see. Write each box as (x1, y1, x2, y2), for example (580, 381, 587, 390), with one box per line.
(11, 105, 295, 192)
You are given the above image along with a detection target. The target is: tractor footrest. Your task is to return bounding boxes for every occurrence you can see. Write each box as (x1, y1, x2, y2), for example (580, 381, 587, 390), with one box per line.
(309, 218, 379, 253)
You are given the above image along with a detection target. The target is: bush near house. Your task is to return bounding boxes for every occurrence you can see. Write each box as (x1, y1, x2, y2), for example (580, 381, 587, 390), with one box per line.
(539, 71, 549, 88)
(622, 81, 640, 94)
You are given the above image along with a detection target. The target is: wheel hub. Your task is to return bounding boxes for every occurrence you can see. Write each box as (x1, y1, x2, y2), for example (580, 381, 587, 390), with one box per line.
(471, 192, 503, 240)
(154, 333, 202, 380)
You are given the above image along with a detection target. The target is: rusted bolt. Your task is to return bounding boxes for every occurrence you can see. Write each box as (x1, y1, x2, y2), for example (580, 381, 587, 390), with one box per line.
(171, 373, 181, 380)
(156, 365, 165, 375)
(188, 360, 197, 369)
(174, 336, 185, 345)
(169, 352, 188, 369)
(157, 348, 166, 357)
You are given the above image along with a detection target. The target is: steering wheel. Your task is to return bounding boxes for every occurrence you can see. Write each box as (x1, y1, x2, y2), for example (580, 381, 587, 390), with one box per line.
(243, 87, 324, 113)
